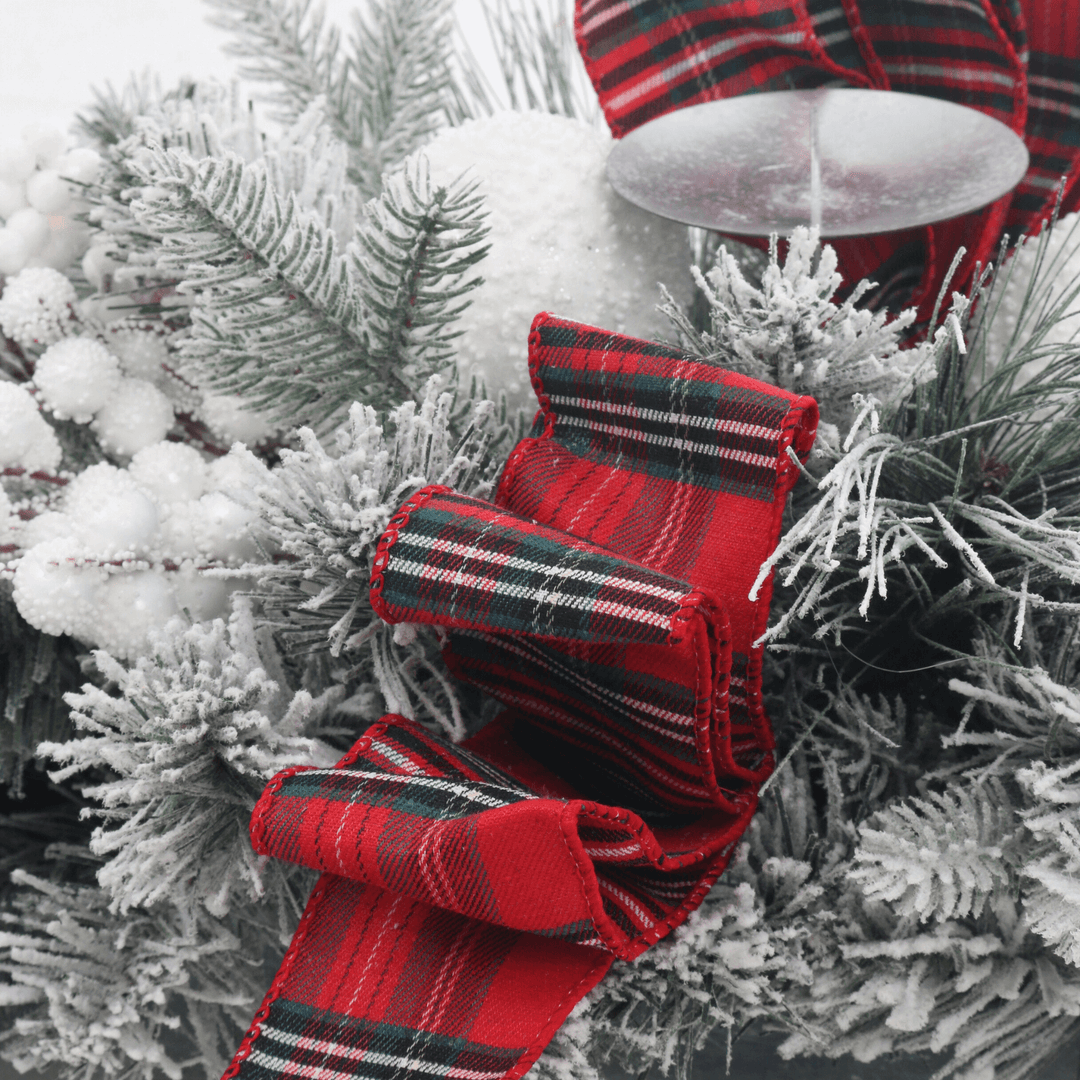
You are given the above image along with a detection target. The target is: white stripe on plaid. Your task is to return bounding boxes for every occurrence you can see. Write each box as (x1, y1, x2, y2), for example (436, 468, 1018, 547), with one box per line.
(299, 769, 534, 810)
(1028, 94, 1080, 121)
(879, 63, 1017, 88)
(597, 877, 657, 929)
(582, 842, 644, 859)
(367, 738, 423, 775)
(605, 28, 806, 113)
(551, 411, 779, 470)
(1028, 73, 1080, 96)
(547, 394, 780, 443)
(578, 0, 630, 36)
(252, 1027, 508, 1080)
(392, 534, 687, 630)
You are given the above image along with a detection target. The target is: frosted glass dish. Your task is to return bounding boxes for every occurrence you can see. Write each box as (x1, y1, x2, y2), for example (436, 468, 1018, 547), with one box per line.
(606, 88, 1029, 238)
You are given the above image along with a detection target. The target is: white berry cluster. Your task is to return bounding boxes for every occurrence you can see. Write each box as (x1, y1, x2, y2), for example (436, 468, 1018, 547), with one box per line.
(30, 334, 175, 456)
(9, 445, 266, 658)
(0, 125, 100, 277)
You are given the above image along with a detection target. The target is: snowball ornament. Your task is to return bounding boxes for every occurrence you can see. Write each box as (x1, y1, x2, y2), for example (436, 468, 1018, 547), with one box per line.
(0, 143, 36, 183)
(17, 510, 75, 550)
(0, 486, 13, 552)
(0, 381, 62, 472)
(0, 230, 33, 276)
(25, 170, 73, 216)
(34, 337, 122, 422)
(12, 538, 108, 640)
(0, 266, 77, 348)
(191, 491, 258, 562)
(129, 442, 209, 506)
(20, 124, 65, 170)
(62, 463, 159, 557)
(156, 503, 199, 560)
(199, 392, 277, 445)
(91, 378, 175, 457)
(172, 560, 236, 622)
(5, 207, 49, 252)
(417, 112, 694, 411)
(206, 447, 269, 497)
(105, 329, 170, 381)
(58, 147, 102, 186)
(0, 180, 29, 219)
(94, 570, 180, 659)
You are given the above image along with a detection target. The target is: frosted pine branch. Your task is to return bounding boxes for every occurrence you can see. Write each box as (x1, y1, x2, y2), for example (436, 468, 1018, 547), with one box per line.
(0, 872, 256, 1080)
(849, 782, 1017, 923)
(38, 601, 335, 923)
(131, 148, 488, 432)
(663, 227, 938, 432)
(233, 379, 508, 741)
(205, 0, 459, 198)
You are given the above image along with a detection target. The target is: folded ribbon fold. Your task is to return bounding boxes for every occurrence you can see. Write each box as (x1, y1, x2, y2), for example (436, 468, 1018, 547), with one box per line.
(224, 314, 818, 1080)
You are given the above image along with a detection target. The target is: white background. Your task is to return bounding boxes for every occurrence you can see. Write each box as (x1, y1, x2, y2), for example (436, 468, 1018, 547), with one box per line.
(0, 0, 503, 149)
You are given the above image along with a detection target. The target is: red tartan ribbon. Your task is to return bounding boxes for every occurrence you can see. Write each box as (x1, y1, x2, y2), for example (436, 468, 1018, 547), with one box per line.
(575, 0, 1080, 317)
(223, 314, 818, 1080)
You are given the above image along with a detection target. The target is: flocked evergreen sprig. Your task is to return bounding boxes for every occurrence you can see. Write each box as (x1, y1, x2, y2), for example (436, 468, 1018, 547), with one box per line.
(231, 377, 514, 742)
(204, 0, 462, 198)
(37, 600, 334, 926)
(662, 228, 940, 436)
(0, 871, 260, 1080)
(129, 147, 489, 434)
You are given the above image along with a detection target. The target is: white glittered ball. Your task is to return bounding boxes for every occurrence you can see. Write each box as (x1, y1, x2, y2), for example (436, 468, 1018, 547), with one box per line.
(35, 337, 122, 422)
(199, 392, 277, 446)
(171, 560, 236, 622)
(17, 509, 75, 549)
(25, 170, 72, 216)
(980, 213, 1080, 389)
(63, 463, 159, 558)
(191, 491, 258, 562)
(12, 537, 109, 639)
(105, 328, 170, 381)
(129, 441, 209, 505)
(0, 381, 62, 472)
(0, 486, 13, 551)
(91, 377, 175, 457)
(206, 448, 265, 492)
(94, 569, 179, 658)
(416, 111, 694, 412)
(5, 207, 49, 253)
(157, 502, 200, 560)
(0, 266, 77, 348)
(0, 179, 29, 219)
(58, 147, 102, 186)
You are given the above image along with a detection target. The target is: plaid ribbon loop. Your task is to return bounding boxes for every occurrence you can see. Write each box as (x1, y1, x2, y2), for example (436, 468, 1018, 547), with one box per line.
(370, 487, 704, 647)
(225, 314, 818, 1080)
(251, 716, 748, 952)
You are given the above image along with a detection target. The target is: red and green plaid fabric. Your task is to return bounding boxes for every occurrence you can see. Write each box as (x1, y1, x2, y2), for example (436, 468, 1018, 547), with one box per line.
(576, 0, 1080, 317)
(224, 315, 818, 1080)
(371, 487, 699, 647)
